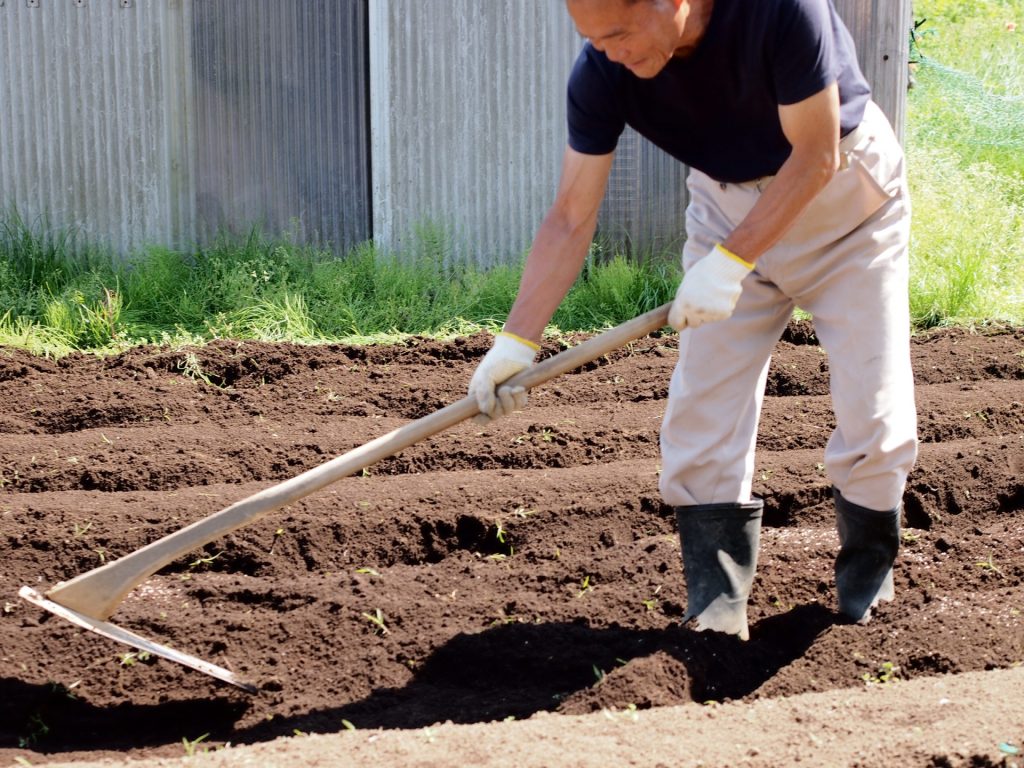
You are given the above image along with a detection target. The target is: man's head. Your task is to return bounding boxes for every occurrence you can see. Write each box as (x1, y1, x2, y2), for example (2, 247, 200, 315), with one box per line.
(565, 0, 710, 78)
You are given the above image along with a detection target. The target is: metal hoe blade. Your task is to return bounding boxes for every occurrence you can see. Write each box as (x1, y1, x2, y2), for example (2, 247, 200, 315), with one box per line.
(19, 586, 258, 693)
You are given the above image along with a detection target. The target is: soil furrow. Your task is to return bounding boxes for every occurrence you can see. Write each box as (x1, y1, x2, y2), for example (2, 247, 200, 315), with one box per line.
(2, 380, 1021, 494)
(2, 436, 1019, 588)
(1, 327, 1021, 436)
(1, 324, 1022, 764)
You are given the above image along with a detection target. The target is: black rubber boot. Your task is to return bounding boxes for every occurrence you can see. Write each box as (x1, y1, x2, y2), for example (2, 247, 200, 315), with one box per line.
(675, 501, 763, 641)
(834, 488, 900, 623)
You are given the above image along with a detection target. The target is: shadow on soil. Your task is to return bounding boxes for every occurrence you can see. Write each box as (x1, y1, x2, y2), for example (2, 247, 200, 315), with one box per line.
(0, 678, 249, 753)
(3, 604, 835, 754)
(301, 603, 836, 732)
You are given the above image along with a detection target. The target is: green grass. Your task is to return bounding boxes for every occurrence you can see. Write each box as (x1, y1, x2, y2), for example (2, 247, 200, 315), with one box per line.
(1, 2, 1021, 355)
(906, 0, 1024, 325)
(0, 215, 676, 356)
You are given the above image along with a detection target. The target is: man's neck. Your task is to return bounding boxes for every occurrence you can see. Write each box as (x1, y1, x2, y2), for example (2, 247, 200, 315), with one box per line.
(673, 0, 715, 58)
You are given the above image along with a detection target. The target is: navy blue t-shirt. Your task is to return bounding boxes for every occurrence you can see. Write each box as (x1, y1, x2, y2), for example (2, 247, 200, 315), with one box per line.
(566, 0, 871, 182)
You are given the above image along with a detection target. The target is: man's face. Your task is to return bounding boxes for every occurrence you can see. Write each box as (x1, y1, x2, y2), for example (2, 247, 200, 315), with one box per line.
(566, 0, 687, 79)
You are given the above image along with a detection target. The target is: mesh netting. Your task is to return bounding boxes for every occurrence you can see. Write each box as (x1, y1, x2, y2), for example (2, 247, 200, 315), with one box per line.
(905, 31, 1024, 325)
(909, 54, 1024, 182)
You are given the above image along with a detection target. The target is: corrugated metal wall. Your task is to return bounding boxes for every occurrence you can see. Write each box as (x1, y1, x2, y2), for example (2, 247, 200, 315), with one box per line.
(0, 0, 370, 256)
(368, 0, 906, 263)
(191, 0, 369, 249)
(0, 0, 193, 252)
(0, 0, 908, 263)
(368, 1, 687, 265)
(598, 132, 689, 256)
(368, 1, 580, 266)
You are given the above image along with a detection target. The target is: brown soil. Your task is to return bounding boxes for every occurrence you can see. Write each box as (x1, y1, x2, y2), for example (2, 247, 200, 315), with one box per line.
(1, 323, 1022, 766)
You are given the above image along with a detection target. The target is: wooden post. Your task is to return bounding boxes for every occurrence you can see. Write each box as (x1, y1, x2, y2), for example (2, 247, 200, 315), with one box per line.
(834, 0, 913, 143)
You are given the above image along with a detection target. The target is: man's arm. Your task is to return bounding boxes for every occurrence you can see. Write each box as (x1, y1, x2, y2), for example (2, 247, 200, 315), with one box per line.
(722, 82, 842, 263)
(502, 146, 614, 343)
(467, 145, 612, 421)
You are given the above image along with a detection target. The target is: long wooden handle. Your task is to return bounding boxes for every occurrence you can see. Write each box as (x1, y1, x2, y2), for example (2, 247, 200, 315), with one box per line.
(46, 303, 671, 619)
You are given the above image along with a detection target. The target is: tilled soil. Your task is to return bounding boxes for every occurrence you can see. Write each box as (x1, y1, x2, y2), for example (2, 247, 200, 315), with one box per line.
(1, 323, 1022, 765)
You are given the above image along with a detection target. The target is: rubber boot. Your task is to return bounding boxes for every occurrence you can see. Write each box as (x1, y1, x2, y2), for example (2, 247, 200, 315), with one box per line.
(834, 488, 900, 624)
(676, 501, 763, 641)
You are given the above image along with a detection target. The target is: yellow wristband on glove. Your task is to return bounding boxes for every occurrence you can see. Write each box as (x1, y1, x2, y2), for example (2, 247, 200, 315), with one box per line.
(715, 243, 755, 271)
(497, 330, 541, 351)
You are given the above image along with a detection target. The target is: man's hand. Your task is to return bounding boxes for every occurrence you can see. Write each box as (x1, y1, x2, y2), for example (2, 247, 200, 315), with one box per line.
(668, 244, 754, 330)
(469, 332, 539, 423)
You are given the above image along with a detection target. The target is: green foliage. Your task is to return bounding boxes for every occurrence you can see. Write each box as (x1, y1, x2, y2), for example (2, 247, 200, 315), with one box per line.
(181, 732, 210, 757)
(0, 215, 680, 354)
(909, 58, 1024, 193)
(907, 0, 1024, 325)
(914, 0, 1023, 27)
(0, 210, 74, 294)
(861, 660, 901, 686)
(910, 1, 1024, 183)
(554, 243, 676, 331)
(907, 147, 1023, 325)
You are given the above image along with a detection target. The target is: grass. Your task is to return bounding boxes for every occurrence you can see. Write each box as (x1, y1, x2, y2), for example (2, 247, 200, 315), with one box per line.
(861, 660, 902, 686)
(361, 608, 390, 635)
(180, 733, 210, 757)
(906, 0, 1024, 326)
(0, 2, 1021, 355)
(0, 214, 676, 356)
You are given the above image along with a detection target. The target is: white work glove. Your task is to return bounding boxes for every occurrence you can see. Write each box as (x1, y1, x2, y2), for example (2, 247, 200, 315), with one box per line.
(469, 331, 539, 424)
(668, 243, 754, 331)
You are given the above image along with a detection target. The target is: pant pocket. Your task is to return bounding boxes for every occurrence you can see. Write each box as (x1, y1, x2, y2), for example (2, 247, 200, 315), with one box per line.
(781, 143, 894, 251)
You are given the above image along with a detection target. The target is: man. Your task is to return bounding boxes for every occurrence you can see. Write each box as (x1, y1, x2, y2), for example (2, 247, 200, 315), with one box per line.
(468, 0, 917, 640)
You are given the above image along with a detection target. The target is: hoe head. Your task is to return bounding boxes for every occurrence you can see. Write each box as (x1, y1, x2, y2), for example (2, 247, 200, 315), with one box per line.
(18, 586, 258, 693)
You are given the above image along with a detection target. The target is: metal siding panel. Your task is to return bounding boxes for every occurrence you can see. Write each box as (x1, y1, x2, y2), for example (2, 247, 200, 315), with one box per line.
(0, 1, 193, 257)
(190, 0, 369, 251)
(637, 138, 688, 255)
(370, 1, 581, 267)
(7, 11, 28, 218)
(0, 1, 904, 263)
(369, 1, 686, 264)
(162, 0, 197, 248)
(0, 19, 7, 211)
(600, 127, 689, 257)
(368, 0, 391, 247)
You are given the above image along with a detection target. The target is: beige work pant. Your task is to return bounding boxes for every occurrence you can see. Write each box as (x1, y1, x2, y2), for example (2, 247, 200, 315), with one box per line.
(659, 101, 918, 512)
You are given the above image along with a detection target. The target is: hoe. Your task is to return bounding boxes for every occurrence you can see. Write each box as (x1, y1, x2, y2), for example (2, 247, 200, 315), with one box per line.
(20, 304, 671, 692)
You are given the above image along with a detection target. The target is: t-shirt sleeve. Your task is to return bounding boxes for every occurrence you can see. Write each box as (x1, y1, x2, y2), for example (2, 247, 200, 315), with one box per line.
(769, 0, 840, 106)
(566, 45, 625, 155)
